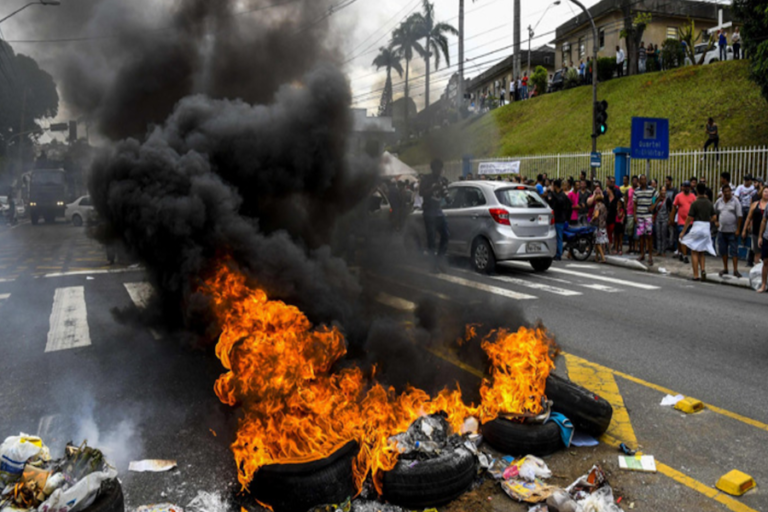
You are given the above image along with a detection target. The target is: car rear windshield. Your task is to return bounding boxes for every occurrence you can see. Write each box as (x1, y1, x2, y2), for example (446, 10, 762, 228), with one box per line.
(495, 188, 548, 208)
(32, 170, 65, 186)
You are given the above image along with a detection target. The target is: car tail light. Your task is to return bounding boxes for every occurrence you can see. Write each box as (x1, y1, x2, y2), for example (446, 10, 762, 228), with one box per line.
(489, 208, 510, 225)
(550, 211, 555, 225)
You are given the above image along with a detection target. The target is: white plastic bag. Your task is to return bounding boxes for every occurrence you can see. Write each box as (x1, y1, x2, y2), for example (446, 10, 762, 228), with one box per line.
(38, 467, 118, 512)
(517, 455, 552, 481)
(750, 262, 763, 291)
(0, 433, 49, 485)
(577, 486, 622, 512)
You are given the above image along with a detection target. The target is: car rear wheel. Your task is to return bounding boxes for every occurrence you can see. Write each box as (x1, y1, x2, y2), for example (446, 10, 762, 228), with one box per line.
(530, 257, 552, 272)
(72, 214, 83, 227)
(471, 238, 496, 274)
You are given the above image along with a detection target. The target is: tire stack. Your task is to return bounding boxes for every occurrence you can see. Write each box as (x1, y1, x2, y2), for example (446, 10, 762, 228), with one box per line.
(482, 375, 613, 456)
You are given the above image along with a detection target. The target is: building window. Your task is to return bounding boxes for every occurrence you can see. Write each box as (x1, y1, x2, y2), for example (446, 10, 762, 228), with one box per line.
(544, 56, 550, 64)
(562, 42, 571, 66)
(579, 37, 585, 58)
(667, 26, 678, 40)
(599, 29, 605, 50)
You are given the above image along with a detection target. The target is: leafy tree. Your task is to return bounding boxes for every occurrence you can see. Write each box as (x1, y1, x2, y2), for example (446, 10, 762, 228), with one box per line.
(411, 0, 458, 114)
(530, 66, 548, 97)
(597, 57, 617, 82)
(390, 15, 426, 137)
(564, 68, 581, 90)
(620, 10, 652, 75)
(0, 41, 59, 173)
(660, 38, 685, 70)
(733, 0, 768, 103)
(373, 47, 404, 117)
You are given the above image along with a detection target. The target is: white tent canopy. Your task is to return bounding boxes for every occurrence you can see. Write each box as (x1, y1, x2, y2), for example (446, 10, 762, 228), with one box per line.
(380, 151, 418, 177)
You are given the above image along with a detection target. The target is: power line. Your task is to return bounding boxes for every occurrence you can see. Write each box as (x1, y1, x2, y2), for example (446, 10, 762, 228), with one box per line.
(343, 0, 422, 65)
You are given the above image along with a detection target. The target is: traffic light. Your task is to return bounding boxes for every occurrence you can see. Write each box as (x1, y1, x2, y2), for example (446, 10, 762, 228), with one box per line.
(595, 100, 608, 136)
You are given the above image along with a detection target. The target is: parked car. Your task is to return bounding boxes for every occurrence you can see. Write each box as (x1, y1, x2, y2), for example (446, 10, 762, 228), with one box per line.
(548, 70, 564, 93)
(65, 195, 96, 227)
(405, 182, 556, 273)
(685, 44, 733, 66)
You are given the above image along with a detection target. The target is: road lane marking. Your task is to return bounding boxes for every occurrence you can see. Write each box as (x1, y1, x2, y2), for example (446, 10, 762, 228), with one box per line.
(655, 462, 758, 512)
(401, 266, 537, 300)
(503, 262, 660, 290)
(486, 274, 582, 297)
(563, 353, 768, 434)
(580, 284, 622, 293)
(563, 353, 638, 449)
(43, 267, 145, 278)
(124, 282, 162, 340)
(0, 293, 9, 308)
(367, 274, 455, 303)
(376, 292, 417, 312)
(46, 286, 91, 352)
(0, 278, 15, 283)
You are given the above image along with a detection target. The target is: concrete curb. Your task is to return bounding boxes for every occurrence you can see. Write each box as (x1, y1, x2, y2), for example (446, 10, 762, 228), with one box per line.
(604, 256, 754, 290)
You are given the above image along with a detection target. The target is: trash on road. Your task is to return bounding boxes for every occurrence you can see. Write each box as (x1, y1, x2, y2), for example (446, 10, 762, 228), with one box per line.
(565, 464, 606, 495)
(577, 485, 623, 512)
(658, 267, 669, 274)
(749, 263, 763, 291)
(0, 434, 120, 512)
(571, 432, 599, 447)
(618, 455, 657, 472)
(135, 504, 185, 512)
(618, 443, 636, 456)
(501, 478, 558, 503)
(545, 412, 574, 448)
(186, 491, 231, 512)
(659, 394, 684, 407)
(129, 459, 178, 472)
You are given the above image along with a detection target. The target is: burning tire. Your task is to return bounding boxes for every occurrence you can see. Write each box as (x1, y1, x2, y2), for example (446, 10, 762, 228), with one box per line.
(381, 447, 476, 509)
(546, 374, 613, 437)
(250, 441, 358, 512)
(83, 479, 124, 512)
(481, 419, 562, 456)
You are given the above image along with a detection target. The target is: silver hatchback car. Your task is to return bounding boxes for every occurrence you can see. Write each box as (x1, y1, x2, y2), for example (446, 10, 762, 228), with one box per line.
(407, 181, 556, 273)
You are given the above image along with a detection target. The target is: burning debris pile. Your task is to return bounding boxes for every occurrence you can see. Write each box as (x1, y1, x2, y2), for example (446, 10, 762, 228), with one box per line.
(203, 263, 560, 507)
(0, 434, 120, 512)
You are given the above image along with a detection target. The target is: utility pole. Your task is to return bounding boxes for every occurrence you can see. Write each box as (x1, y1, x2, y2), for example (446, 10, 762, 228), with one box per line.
(18, 89, 27, 176)
(568, 0, 599, 165)
(458, 0, 465, 111)
(527, 25, 533, 76)
(513, 0, 521, 80)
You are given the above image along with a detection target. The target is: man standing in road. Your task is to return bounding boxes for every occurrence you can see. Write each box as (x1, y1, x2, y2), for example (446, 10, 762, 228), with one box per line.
(620, 175, 630, 195)
(536, 174, 545, 195)
(715, 185, 743, 278)
(665, 176, 678, 202)
(546, 179, 570, 261)
(757, 205, 768, 293)
(616, 45, 625, 77)
(680, 183, 718, 281)
(634, 175, 659, 266)
(577, 179, 591, 225)
(735, 174, 757, 262)
(420, 159, 450, 273)
(671, 181, 697, 264)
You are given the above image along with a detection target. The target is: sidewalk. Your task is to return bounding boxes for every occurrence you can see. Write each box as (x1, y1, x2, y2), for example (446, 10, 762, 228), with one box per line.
(604, 251, 755, 289)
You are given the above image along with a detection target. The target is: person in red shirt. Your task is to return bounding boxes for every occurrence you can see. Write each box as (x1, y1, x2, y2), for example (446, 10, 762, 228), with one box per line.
(522, 73, 529, 100)
(670, 181, 697, 264)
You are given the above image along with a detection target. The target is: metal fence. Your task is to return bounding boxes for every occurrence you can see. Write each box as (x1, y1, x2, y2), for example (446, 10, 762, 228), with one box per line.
(413, 146, 768, 187)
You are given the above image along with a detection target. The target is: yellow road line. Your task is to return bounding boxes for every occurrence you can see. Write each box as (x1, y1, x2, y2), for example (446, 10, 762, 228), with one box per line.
(563, 352, 768, 434)
(563, 354, 638, 449)
(656, 462, 758, 512)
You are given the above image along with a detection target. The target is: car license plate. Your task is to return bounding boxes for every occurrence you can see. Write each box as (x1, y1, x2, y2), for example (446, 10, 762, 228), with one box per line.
(537, 215, 549, 225)
(527, 242, 542, 253)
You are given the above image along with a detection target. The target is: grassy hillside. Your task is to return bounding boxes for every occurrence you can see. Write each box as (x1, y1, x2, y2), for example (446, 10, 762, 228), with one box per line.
(398, 60, 768, 166)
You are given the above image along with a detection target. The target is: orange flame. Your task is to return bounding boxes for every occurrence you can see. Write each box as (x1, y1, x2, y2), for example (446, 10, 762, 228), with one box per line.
(203, 263, 555, 498)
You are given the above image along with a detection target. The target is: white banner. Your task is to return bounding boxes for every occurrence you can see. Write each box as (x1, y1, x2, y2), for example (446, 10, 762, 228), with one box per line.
(478, 161, 520, 175)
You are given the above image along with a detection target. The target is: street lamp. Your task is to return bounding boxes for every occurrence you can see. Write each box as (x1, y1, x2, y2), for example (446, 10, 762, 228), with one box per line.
(0, 0, 61, 25)
(567, 0, 599, 162)
(527, 1, 561, 76)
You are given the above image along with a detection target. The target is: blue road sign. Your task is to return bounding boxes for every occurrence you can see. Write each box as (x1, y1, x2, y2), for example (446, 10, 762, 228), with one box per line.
(590, 152, 602, 168)
(631, 117, 669, 160)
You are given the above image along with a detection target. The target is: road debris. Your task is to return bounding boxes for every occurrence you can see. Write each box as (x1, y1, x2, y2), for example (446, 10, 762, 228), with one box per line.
(136, 505, 185, 512)
(618, 443, 636, 456)
(659, 394, 684, 407)
(571, 432, 599, 447)
(186, 491, 231, 512)
(715, 469, 756, 496)
(129, 459, 178, 472)
(618, 455, 656, 472)
(0, 434, 119, 512)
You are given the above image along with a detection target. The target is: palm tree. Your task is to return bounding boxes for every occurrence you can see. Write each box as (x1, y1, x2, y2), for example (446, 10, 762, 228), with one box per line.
(390, 15, 426, 136)
(372, 47, 404, 117)
(414, 0, 458, 112)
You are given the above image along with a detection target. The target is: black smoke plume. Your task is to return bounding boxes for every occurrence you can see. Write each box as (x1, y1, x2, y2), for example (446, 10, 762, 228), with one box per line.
(90, 63, 377, 340)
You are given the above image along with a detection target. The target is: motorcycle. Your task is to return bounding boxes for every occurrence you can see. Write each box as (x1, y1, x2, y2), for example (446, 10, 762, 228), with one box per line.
(563, 223, 595, 261)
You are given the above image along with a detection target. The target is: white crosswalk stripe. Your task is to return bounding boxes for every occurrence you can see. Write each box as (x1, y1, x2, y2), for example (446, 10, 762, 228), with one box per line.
(46, 287, 92, 352)
(430, 272, 537, 300)
(502, 262, 661, 290)
(0, 293, 9, 308)
(470, 272, 582, 297)
(376, 292, 417, 311)
(581, 284, 622, 293)
(124, 282, 162, 340)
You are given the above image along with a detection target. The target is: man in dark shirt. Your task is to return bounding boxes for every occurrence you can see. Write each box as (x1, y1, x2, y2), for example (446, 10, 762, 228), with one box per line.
(546, 179, 570, 260)
(420, 159, 450, 272)
(577, 179, 591, 225)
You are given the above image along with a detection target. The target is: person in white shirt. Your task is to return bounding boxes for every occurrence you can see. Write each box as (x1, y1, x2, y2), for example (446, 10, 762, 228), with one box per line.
(616, 46, 625, 78)
(732, 27, 742, 59)
(735, 175, 757, 210)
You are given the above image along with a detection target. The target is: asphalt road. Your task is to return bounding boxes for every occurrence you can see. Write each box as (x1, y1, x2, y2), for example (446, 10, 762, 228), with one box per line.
(1, 221, 766, 511)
